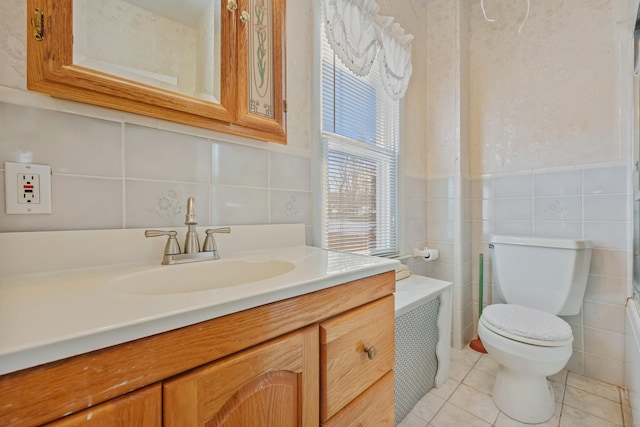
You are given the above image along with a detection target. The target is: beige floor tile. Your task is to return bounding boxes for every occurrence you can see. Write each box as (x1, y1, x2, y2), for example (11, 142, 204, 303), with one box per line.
(451, 346, 482, 365)
(567, 372, 621, 402)
(494, 402, 561, 427)
(462, 363, 496, 396)
(475, 354, 499, 374)
(429, 378, 460, 401)
(549, 369, 569, 385)
(448, 383, 500, 424)
(428, 402, 491, 427)
(563, 385, 623, 424)
(622, 404, 633, 427)
(621, 388, 631, 407)
(449, 358, 475, 382)
(410, 392, 446, 423)
(404, 346, 631, 427)
(550, 378, 566, 403)
(398, 411, 429, 427)
(559, 405, 622, 427)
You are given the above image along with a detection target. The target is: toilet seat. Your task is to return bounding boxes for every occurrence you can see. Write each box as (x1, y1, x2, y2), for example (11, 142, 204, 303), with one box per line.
(481, 304, 573, 347)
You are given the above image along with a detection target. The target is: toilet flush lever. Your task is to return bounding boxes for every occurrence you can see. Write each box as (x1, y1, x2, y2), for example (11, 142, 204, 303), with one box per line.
(488, 243, 494, 249)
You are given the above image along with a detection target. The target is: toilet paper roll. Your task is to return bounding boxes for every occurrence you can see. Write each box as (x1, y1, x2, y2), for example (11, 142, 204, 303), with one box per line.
(413, 247, 439, 261)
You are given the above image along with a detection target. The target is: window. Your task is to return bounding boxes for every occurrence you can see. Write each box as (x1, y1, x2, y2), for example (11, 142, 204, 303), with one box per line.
(320, 23, 400, 256)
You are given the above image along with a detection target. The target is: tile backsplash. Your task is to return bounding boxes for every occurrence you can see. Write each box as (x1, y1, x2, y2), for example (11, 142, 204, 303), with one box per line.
(470, 164, 632, 386)
(0, 102, 313, 240)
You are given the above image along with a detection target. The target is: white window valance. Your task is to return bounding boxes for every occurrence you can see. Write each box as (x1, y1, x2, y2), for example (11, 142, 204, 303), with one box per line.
(321, 0, 413, 100)
(376, 21, 414, 100)
(322, 0, 380, 76)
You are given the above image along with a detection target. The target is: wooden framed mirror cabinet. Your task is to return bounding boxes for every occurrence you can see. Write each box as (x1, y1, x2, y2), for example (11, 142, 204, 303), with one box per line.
(26, 0, 286, 143)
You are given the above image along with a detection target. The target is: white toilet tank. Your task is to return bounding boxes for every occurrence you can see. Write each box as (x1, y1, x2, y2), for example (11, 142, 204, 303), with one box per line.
(490, 235, 592, 316)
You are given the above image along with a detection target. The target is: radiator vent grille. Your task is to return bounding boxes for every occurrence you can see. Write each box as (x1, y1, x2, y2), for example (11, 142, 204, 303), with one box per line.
(394, 297, 440, 424)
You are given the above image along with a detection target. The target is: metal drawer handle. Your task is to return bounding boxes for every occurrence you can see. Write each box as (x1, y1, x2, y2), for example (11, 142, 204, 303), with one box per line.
(364, 346, 377, 360)
(227, 0, 238, 12)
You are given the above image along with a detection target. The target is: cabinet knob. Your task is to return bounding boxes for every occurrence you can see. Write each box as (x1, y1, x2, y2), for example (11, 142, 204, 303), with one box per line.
(240, 11, 250, 23)
(227, 0, 238, 12)
(364, 346, 377, 360)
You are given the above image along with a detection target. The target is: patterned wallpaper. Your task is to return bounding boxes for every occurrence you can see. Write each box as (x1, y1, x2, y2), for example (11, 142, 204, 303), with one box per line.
(0, 0, 26, 90)
(426, 0, 460, 178)
(469, 0, 620, 174)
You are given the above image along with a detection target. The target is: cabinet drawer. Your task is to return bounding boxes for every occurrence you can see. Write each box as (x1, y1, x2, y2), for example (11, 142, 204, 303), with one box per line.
(322, 370, 395, 427)
(320, 295, 395, 421)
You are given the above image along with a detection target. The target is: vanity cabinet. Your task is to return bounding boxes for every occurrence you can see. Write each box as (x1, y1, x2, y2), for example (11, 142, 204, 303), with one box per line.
(26, 0, 286, 143)
(0, 271, 394, 427)
(320, 296, 395, 425)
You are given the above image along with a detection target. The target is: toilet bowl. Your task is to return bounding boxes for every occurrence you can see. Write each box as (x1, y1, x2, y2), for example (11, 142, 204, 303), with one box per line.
(478, 304, 573, 423)
(482, 235, 591, 423)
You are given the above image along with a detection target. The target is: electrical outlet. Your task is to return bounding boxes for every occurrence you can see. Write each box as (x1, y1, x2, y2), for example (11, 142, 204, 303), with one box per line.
(17, 173, 41, 204)
(4, 162, 52, 214)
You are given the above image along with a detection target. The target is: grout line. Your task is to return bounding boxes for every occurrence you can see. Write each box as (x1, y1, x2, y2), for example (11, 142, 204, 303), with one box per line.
(121, 122, 126, 229)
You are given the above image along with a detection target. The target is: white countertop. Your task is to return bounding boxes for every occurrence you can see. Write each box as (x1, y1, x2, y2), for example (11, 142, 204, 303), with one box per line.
(0, 225, 398, 375)
(394, 274, 453, 318)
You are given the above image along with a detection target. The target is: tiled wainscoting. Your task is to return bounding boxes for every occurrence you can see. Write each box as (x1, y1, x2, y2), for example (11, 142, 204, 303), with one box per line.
(0, 102, 313, 241)
(415, 165, 631, 387)
(469, 165, 631, 387)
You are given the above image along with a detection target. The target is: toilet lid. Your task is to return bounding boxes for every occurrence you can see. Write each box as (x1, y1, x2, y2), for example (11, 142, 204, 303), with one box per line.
(480, 304, 573, 347)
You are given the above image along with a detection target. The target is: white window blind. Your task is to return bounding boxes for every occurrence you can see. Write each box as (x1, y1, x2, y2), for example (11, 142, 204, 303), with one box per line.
(321, 22, 400, 256)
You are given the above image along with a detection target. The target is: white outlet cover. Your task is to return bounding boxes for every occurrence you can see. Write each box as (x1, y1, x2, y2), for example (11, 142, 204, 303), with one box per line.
(4, 162, 52, 214)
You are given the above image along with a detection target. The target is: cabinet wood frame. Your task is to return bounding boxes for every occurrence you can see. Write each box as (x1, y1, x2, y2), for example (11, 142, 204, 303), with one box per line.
(26, 0, 287, 143)
(43, 384, 162, 427)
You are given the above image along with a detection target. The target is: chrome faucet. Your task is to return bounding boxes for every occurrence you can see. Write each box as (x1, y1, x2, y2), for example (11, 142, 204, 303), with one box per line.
(145, 196, 230, 265)
(183, 196, 200, 254)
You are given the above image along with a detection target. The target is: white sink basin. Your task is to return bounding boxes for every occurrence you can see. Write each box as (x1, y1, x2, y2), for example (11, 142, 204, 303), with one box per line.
(111, 259, 295, 295)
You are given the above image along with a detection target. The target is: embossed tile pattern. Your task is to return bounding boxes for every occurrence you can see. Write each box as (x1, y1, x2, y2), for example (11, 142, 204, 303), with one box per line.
(397, 346, 632, 427)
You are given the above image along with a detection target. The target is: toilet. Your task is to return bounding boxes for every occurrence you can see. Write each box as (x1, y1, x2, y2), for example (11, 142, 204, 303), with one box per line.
(478, 235, 592, 424)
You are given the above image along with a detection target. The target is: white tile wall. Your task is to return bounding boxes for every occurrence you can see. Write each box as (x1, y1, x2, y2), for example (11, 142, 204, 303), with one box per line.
(211, 142, 268, 187)
(0, 103, 123, 176)
(211, 186, 269, 226)
(125, 125, 211, 183)
(421, 175, 474, 348)
(403, 175, 429, 275)
(469, 164, 632, 387)
(0, 102, 313, 238)
(270, 152, 312, 191)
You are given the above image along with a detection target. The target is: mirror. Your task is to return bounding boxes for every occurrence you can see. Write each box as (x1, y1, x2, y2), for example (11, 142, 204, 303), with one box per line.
(72, 0, 221, 104)
(27, 0, 287, 143)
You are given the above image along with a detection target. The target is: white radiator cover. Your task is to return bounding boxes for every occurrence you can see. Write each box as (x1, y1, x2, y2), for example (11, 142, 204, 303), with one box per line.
(394, 274, 452, 424)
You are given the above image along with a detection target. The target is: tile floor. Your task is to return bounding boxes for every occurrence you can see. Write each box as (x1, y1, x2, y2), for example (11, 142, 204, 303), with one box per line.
(398, 346, 633, 427)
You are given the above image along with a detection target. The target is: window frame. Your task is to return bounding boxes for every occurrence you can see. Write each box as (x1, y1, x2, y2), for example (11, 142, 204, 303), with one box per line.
(319, 29, 400, 257)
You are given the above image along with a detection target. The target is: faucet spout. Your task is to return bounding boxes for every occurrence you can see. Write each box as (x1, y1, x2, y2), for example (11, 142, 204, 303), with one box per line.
(183, 196, 200, 253)
(185, 196, 197, 225)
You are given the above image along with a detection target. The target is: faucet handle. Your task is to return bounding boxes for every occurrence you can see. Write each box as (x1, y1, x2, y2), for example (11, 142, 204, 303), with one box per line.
(203, 227, 231, 258)
(145, 230, 181, 255)
(206, 227, 231, 234)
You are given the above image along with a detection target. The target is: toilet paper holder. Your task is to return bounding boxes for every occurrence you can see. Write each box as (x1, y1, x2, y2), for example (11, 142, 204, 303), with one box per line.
(413, 247, 439, 261)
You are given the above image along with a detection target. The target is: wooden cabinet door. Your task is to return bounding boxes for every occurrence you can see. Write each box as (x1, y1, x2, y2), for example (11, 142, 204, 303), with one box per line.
(164, 325, 318, 427)
(235, 0, 287, 141)
(320, 296, 395, 421)
(44, 384, 161, 427)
